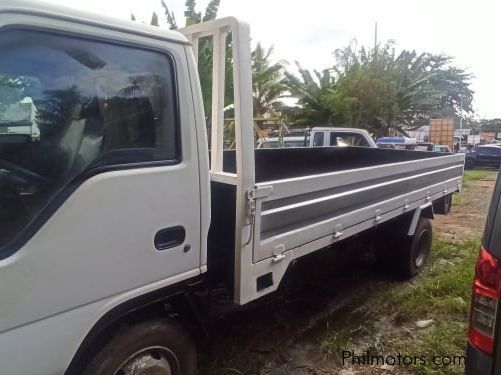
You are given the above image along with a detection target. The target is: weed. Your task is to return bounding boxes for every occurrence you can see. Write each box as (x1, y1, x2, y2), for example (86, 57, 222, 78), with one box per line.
(463, 169, 496, 187)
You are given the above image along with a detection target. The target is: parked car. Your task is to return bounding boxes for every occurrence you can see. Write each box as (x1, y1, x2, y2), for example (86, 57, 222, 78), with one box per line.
(465, 144, 501, 169)
(466, 172, 501, 374)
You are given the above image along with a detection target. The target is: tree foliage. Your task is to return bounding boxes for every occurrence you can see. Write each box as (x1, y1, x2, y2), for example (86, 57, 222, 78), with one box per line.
(139, 0, 222, 119)
(0, 76, 40, 110)
(160, 0, 177, 29)
(284, 63, 337, 124)
(150, 12, 159, 26)
(251, 44, 287, 117)
(285, 40, 474, 135)
(184, 0, 219, 25)
(147, 1, 284, 121)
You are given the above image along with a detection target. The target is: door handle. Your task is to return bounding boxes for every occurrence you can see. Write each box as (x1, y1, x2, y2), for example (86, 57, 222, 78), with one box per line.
(154, 226, 186, 250)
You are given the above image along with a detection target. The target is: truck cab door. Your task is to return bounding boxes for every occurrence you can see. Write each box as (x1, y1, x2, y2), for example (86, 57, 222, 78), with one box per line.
(0, 10, 204, 340)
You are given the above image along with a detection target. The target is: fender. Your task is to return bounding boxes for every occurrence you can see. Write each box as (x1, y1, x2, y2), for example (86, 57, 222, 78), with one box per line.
(65, 275, 204, 375)
(407, 203, 434, 236)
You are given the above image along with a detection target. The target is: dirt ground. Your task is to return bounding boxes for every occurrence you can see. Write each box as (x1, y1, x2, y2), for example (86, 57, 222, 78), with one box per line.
(434, 174, 497, 239)
(201, 172, 498, 375)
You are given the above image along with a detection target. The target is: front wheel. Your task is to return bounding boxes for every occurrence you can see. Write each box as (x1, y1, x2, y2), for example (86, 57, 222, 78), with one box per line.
(83, 320, 197, 375)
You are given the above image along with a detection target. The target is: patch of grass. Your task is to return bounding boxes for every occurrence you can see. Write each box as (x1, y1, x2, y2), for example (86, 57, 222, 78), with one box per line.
(452, 194, 462, 206)
(463, 169, 496, 187)
(321, 330, 353, 355)
(386, 238, 478, 321)
(322, 237, 480, 374)
(387, 320, 468, 374)
(199, 342, 259, 375)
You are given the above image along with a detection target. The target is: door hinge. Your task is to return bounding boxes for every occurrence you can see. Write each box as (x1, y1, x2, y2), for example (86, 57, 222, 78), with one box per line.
(245, 185, 273, 218)
(246, 188, 256, 218)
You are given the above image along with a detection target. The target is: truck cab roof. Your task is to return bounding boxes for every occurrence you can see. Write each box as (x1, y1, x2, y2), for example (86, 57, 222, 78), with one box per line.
(0, 0, 189, 44)
(311, 127, 371, 135)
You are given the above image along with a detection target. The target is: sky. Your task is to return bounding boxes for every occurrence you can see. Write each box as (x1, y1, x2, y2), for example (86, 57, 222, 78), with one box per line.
(43, 0, 501, 118)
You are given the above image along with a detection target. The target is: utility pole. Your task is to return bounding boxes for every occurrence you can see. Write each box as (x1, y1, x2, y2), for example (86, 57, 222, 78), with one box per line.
(374, 22, 378, 51)
(459, 94, 463, 130)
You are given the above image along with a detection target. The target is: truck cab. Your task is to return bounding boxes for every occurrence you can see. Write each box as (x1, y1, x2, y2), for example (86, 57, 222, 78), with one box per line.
(0, 2, 210, 373)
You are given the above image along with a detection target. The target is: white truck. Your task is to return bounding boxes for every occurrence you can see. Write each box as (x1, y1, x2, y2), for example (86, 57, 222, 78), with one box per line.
(256, 127, 376, 149)
(0, 2, 464, 374)
(0, 96, 40, 141)
(309, 127, 376, 148)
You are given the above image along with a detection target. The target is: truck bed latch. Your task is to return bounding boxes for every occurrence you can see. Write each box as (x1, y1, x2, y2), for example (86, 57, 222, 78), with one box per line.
(246, 189, 256, 217)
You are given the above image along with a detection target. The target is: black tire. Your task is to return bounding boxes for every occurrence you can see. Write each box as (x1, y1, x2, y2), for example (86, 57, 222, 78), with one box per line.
(376, 217, 432, 279)
(465, 158, 475, 170)
(433, 194, 452, 215)
(83, 319, 197, 375)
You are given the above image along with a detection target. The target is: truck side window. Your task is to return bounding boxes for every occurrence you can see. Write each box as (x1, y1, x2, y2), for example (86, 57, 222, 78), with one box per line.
(330, 133, 369, 147)
(0, 29, 179, 250)
(313, 132, 324, 147)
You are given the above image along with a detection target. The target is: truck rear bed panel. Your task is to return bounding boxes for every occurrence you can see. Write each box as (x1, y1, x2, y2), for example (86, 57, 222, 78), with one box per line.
(259, 163, 460, 239)
(221, 147, 454, 182)
(211, 147, 464, 264)
(217, 148, 463, 264)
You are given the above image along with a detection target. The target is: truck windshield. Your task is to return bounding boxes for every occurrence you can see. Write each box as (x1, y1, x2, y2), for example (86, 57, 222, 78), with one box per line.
(0, 29, 178, 251)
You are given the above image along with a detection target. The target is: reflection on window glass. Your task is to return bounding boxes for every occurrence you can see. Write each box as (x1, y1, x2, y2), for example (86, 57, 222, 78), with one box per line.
(0, 29, 178, 249)
(313, 132, 324, 147)
(329, 132, 369, 147)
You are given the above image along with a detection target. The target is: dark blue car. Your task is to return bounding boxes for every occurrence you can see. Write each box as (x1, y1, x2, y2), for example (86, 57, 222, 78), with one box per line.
(466, 145, 501, 169)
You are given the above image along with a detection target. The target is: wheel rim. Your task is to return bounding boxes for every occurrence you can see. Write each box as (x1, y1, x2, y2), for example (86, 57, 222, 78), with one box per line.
(414, 229, 431, 269)
(114, 346, 178, 375)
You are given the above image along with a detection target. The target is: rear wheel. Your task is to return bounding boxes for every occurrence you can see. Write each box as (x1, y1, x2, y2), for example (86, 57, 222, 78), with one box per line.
(465, 158, 475, 170)
(376, 217, 432, 279)
(83, 320, 197, 375)
(433, 194, 452, 215)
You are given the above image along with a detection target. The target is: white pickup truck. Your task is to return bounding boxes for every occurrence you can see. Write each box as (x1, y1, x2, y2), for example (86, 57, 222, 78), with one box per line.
(0, 2, 464, 374)
(257, 127, 376, 149)
(309, 127, 376, 148)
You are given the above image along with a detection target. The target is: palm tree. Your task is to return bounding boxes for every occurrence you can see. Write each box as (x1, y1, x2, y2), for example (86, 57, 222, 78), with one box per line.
(333, 42, 473, 134)
(251, 43, 287, 117)
(284, 62, 337, 124)
(285, 40, 473, 135)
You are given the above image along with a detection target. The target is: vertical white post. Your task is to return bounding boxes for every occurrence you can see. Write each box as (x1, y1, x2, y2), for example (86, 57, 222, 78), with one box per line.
(178, 18, 256, 304)
(187, 34, 199, 68)
(231, 22, 255, 185)
(210, 29, 227, 173)
(231, 21, 256, 304)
